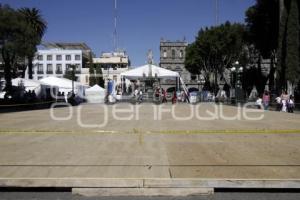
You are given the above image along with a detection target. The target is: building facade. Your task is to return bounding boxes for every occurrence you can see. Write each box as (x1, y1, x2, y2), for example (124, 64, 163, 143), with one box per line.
(159, 39, 191, 82)
(93, 51, 130, 86)
(25, 43, 93, 85)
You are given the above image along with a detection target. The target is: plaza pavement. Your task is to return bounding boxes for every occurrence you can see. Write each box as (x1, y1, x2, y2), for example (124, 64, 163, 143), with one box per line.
(0, 103, 300, 190)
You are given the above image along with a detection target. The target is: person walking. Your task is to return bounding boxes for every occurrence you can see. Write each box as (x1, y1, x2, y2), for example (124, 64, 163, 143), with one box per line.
(262, 90, 270, 110)
(162, 88, 167, 103)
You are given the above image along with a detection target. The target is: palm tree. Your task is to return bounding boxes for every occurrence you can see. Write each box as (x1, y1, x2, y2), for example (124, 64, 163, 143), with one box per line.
(19, 8, 47, 79)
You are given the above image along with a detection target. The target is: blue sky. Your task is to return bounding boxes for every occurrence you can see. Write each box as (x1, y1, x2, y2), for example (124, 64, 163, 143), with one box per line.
(2, 0, 255, 66)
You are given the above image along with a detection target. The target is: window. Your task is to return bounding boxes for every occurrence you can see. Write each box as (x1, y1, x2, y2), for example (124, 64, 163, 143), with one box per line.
(56, 55, 62, 61)
(37, 64, 43, 74)
(163, 50, 167, 58)
(75, 64, 80, 72)
(75, 55, 81, 60)
(47, 55, 52, 61)
(175, 66, 182, 71)
(47, 64, 53, 74)
(113, 75, 117, 82)
(37, 55, 43, 61)
(66, 64, 71, 70)
(56, 64, 62, 74)
(172, 49, 176, 59)
(179, 50, 183, 58)
(66, 55, 71, 61)
(85, 75, 88, 83)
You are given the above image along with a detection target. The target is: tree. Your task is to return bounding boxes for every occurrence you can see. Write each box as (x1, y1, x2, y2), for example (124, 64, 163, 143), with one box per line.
(0, 5, 27, 93)
(245, 0, 279, 91)
(185, 22, 245, 93)
(63, 64, 76, 81)
(19, 8, 47, 79)
(277, 0, 300, 94)
(285, 0, 300, 94)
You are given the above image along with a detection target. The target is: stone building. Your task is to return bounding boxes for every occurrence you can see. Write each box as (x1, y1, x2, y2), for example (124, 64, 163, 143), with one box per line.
(159, 39, 191, 82)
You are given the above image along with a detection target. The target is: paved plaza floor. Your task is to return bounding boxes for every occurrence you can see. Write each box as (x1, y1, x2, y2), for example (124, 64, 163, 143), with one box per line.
(0, 103, 299, 188)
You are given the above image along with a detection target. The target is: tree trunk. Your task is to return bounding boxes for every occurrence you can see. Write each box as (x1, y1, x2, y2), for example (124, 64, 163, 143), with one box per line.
(2, 50, 12, 94)
(28, 56, 33, 79)
(268, 53, 275, 92)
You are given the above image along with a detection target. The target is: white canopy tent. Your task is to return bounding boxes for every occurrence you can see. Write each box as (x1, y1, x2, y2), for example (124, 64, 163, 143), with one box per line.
(120, 64, 180, 79)
(11, 78, 55, 99)
(120, 64, 189, 102)
(40, 76, 89, 96)
(85, 84, 105, 103)
(12, 78, 42, 92)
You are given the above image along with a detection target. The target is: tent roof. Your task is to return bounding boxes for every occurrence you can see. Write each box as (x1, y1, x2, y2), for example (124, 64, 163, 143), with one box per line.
(120, 64, 179, 79)
(40, 76, 87, 89)
(86, 84, 105, 92)
(12, 78, 43, 88)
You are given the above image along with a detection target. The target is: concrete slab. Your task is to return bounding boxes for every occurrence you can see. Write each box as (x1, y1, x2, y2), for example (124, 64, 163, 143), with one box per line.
(0, 104, 300, 189)
(72, 187, 214, 197)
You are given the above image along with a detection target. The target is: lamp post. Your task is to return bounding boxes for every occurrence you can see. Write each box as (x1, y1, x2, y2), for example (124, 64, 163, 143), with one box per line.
(231, 61, 243, 104)
(71, 64, 76, 95)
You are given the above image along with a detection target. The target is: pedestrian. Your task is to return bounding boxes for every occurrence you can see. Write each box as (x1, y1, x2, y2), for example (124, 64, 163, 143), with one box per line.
(155, 87, 160, 101)
(162, 88, 167, 103)
(172, 91, 177, 104)
(262, 90, 270, 110)
(255, 96, 263, 109)
(275, 96, 282, 111)
(281, 90, 289, 112)
(138, 89, 143, 103)
(287, 95, 295, 113)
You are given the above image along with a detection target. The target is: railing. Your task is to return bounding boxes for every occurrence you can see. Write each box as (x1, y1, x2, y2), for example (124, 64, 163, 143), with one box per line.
(56, 70, 62, 74)
(37, 71, 44, 74)
(46, 71, 53, 74)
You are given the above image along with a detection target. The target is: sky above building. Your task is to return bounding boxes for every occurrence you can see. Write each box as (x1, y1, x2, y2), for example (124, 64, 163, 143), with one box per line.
(2, 0, 255, 66)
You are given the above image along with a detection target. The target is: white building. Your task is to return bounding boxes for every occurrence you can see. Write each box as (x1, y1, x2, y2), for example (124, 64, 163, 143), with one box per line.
(93, 51, 130, 86)
(25, 43, 93, 86)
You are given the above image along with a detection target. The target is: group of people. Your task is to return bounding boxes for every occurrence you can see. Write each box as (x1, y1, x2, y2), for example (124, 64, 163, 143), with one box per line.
(255, 90, 295, 113)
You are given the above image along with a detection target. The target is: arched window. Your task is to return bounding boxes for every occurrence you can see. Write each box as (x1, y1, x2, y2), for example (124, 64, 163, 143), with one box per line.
(172, 49, 176, 59)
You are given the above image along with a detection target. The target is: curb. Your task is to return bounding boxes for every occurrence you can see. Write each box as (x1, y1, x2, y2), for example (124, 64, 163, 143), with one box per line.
(0, 178, 300, 189)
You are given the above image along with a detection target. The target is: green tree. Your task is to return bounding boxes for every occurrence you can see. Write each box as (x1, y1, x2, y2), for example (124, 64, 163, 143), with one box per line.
(0, 5, 27, 93)
(185, 22, 245, 93)
(19, 8, 47, 79)
(245, 0, 279, 91)
(277, 0, 300, 93)
(63, 64, 76, 81)
(285, 0, 300, 93)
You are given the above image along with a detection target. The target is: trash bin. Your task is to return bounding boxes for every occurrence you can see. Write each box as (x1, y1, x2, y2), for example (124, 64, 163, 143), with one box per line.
(190, 92, 198, 104)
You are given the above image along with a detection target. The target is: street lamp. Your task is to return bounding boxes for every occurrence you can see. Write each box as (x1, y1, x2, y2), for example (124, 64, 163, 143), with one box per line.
(230, 61, 243, 104)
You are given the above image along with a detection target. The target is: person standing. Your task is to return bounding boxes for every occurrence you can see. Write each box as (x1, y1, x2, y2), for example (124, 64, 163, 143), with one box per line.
(262, 90, 270, 110)
(162, 88, 167, 103)
(172, 91, 177, 104)
(287, 95, 295, 113)
(280, 91, 289, 112)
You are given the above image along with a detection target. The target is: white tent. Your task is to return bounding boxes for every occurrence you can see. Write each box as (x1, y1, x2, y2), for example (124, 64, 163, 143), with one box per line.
(120, 64, 180, 79)
(120, 64, 190, 102)
(12, 78, 42, 92)
(85, 84, 105, 103)
(11, 78, 55, 99)
(40, 76, 89, 96)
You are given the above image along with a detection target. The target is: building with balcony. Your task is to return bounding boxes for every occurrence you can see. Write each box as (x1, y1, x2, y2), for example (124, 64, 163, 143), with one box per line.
(93, 51, 130, 86)
(25, 43, 93, 86)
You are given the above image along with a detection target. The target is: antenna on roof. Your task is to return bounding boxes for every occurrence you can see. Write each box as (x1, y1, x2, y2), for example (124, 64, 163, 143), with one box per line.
(215, 0, 219, 26)
(113, 0, 118, 51)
